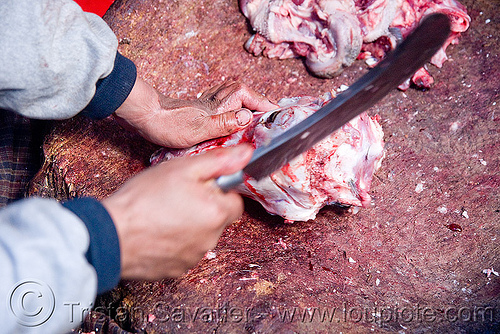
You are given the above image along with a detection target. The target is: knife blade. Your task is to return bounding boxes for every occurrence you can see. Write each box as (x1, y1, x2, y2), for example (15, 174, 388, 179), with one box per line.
(217, 13, 451, 191)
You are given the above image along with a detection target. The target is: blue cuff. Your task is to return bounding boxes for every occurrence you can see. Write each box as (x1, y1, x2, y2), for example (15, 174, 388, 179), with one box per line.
(81, 52, 137, 119)
(62, 197, 121, 294)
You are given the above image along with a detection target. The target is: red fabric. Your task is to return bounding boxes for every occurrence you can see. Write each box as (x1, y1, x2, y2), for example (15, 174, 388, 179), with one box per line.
(73, 0, 115, 17)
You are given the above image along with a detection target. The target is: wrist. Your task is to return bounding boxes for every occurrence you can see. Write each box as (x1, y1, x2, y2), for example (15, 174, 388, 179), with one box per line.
(101, 191, 139, 279)
(113, 76, 161, 126)
(82, 52, 137, 119)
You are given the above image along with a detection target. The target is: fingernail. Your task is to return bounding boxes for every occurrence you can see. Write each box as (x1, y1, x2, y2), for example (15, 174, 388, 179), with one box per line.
(235, 108, 252, 126)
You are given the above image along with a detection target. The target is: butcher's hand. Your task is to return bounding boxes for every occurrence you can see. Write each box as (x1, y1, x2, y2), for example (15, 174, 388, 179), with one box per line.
(102, 144, 253, 280)
(113, 77, 277, 148)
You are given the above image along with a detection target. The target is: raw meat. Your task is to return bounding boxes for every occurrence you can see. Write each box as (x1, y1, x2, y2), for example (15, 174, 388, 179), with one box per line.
(241, 0, 363, 77)
(240, 0, 470, 88)
(151, 92, 384, 222)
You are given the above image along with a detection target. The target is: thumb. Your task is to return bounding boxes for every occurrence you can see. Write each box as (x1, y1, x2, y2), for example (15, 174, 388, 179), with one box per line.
(206, 108, 253, 138)
(188, 144, 254, 182)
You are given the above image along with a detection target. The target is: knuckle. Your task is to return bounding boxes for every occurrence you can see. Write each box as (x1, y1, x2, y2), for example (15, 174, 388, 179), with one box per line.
(206, 203, 226, 224)
(234, 196, 244, 216)
(232, 82, 248, 95)
(213, 114, 236, 135)
(205, 198, 240, 228)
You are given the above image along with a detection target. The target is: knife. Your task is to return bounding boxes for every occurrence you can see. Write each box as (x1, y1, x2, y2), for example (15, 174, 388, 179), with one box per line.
(216, 13, 451, 191)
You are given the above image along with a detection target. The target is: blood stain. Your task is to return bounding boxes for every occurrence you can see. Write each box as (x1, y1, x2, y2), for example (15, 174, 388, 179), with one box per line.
(446, 223, 463, 232)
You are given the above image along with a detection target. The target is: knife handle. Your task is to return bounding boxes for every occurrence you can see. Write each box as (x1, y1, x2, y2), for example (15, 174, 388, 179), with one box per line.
(216, 171, 244, 192)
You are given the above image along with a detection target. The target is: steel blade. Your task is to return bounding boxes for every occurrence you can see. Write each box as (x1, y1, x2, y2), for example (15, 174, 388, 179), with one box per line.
(217, 13, 451, 191)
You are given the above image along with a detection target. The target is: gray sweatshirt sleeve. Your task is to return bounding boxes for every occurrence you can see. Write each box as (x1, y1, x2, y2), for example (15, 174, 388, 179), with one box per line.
(0, 197, 121, 334)
(0, 2, 132, 331)
(0, 0, 136, 120)
(0, 198, 99, 333)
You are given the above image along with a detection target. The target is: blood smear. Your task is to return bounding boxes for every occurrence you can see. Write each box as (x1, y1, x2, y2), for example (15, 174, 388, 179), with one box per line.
(446, 223, 462, 232)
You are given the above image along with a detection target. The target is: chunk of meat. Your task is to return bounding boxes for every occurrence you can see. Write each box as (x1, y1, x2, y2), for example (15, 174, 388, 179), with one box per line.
(240, 0, 470, 87)
(356, 0, 399, 43)
(151, 92, 384, 222)
(391, 0, 471, 69)
(242, 0, 363, 78)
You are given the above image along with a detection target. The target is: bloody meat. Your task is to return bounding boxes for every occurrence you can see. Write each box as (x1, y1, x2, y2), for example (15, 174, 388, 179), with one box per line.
(240, 0, 470, 89)
(151, 92, 384, 222)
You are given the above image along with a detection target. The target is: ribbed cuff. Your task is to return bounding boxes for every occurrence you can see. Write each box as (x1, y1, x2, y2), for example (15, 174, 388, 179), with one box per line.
(82, 52, 137, 119)
(62, 197, 121, 294)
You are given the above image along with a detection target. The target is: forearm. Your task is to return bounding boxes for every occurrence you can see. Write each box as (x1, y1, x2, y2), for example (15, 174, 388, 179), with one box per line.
(0, 197, 120, 332)
(0, 0, 135, 120)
